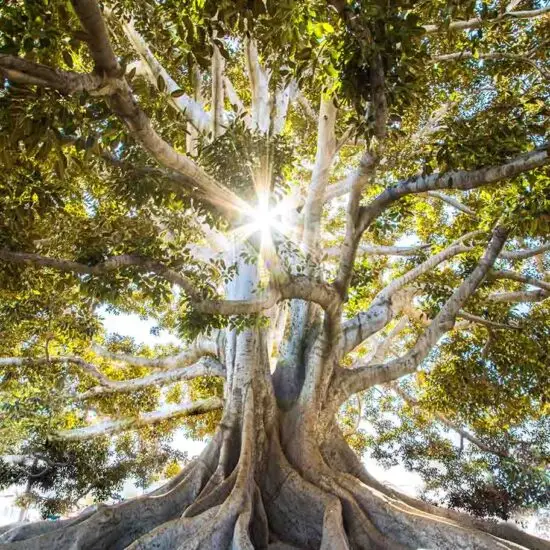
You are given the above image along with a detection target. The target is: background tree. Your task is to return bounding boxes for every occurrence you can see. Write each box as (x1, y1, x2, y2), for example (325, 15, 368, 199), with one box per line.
(0, 0, 549, 548)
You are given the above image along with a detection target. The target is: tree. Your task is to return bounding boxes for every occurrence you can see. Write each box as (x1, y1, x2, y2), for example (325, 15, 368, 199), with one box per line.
(0, 0, 549, 547)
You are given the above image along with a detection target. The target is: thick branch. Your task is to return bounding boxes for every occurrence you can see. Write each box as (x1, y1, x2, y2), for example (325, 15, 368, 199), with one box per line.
(55, 397, 223, 440)
(0, 54, 107, 94)
(336, 227, 507, 399)
(423, 6, 550, 33)
(458, 310, 521, 330)
(78, 356, 225, 400)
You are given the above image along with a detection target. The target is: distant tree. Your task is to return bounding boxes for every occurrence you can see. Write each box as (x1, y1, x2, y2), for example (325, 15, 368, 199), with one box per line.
(0, 0, 549, 548)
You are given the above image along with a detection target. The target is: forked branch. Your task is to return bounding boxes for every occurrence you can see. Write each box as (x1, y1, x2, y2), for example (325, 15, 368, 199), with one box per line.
(335, 227, 507, 401)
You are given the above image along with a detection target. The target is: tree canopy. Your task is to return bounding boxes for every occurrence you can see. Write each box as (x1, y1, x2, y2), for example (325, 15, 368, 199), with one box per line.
(0, 0, 549, 548)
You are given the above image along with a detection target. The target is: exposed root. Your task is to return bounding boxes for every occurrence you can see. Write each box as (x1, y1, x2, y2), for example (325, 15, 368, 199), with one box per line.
(2, 406, 547, 550)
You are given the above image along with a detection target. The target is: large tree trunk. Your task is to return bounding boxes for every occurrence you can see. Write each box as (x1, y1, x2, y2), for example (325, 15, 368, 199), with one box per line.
(2, 336, 549, 550)
(1, 259, 548, 550)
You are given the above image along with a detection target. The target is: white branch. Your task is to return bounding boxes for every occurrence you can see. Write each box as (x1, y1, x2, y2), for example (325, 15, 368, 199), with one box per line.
(427, 191, 477, 216)
(211, 40, 225, 138)
(302, 97, 338, 251)
(500, 243, 550, 260)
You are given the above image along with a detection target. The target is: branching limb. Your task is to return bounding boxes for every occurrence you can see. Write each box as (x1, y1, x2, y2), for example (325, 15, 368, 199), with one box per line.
(335, 227, 507, 400)
(358, 147, 550, 236)
(340, 232, 480, 356)
(78, 356, 225, 400)
(67, 0, 246, 219)
(423, 6, 550, 33)
(0, 249, 339, 314)
(55, 397, 224, 441)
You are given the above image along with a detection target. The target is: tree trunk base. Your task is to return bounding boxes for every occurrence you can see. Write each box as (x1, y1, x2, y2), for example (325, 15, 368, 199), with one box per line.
(1, 426, 548, 550)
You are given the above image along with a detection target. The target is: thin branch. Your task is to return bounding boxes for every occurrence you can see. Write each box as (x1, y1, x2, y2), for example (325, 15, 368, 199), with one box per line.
(488, 289, 549, 303)
(78, 356, 225, 400)
(335, 227, 507, 399)
(54, 397, 224, 440)
(0, 356, 109, 385)
(323, 243, 429, 259)
(423, 6, 550, 33)
(458, 311, 521, 330)
(427, 191, 477, 216)
(392, 385, 511, 459)
(491, 269, 550, 292)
